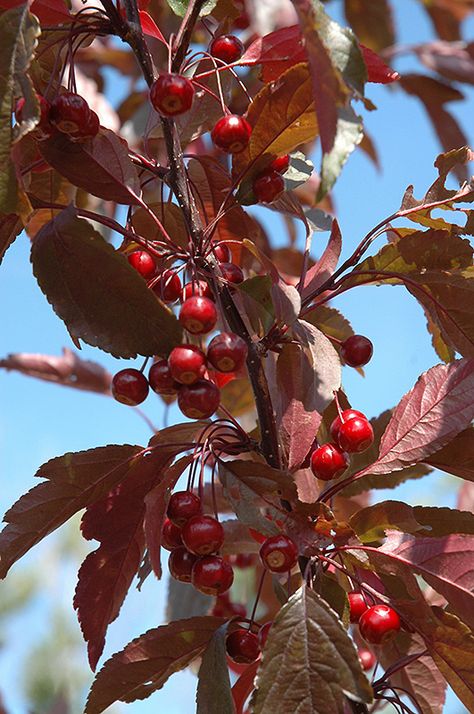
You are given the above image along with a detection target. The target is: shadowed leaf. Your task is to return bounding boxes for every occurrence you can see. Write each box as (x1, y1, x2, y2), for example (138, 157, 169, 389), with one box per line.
(197, 622, 235, 714)
(424, 426, 474, 480)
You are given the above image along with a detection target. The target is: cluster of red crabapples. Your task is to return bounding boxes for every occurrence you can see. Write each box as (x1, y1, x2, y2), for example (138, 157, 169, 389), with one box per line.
(15, 90, 100, 143)
(112, 249, 249, 418)
(164, 490, 298, 664)
(310, 406, 375, 483)
(348, 591, 401, 669)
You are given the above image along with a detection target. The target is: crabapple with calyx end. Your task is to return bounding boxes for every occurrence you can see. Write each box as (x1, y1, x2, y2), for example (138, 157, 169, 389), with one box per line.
(191, 555, 234, 595)
(209, 34, 244, 64)
(211, 115, 251, 154)
(149, 73, 194, 116)
(341, 335, 374, 368)
(337, 417, 374, 453)
(111, 368, 149, 406)
(226, 629, 261, 664)
(168, 344, 207, 385)
(207, 332, 248, 372)
(179, 296, 217, 334)
(181, 515, 225, 555)
(168, 547, 197, 583)
(359, 604, 401, 644)
(161, 518, 183, 551)
(178, 379, 221, 419)
(259, 534, 298, 573)
(49, 92, 94, 136)
(167, 490, 202, 527)
(148, 359, 179, 395)
(310, 443, 348, 481)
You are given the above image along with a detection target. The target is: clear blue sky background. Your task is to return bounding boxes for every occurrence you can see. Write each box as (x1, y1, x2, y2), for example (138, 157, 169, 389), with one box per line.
(0, 1, 473, 712)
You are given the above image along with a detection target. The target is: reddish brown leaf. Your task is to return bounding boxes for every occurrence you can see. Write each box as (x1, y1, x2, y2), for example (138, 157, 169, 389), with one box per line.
(424, 426, 474, 480)
(359, 358, 474, 476)
(360, 44, 400, 83)
(0, 0, 74, 25)
(31, 206, 182, 358)
(139, 10, 166, 42)
(85, 616, 226, 712)
(232, 661, 259, 714)
(417, 40, 474, 85)
(39, 129, 141, 205)
(302, 219, 342, 300)
(240, 25, 306, 83)
(0, 348, 111, 394)
(0, 213, 22, 265)
(0, 444, 144, 578)
(344, 0, 395, 52)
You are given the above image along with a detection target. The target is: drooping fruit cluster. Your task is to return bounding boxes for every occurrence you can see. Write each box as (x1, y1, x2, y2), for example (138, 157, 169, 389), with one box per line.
(150, 73, 195, 116)
(310, 408, 374, 482)
(252, 155, 289, 204)
(15, 90, 100, 144)
(166, 491, 234, 596)
(348, 590, 401, 645)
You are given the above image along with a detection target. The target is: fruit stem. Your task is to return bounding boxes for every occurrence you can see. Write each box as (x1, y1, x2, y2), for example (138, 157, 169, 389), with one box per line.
(172, 0, 207, 72)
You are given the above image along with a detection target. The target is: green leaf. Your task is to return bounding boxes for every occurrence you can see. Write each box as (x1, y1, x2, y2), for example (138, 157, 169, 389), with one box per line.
(85, 616, 226, 712)
(0, 5, 40, 212)
(166, 0, 218, 17)
(318, 103, 363, 200)
(252, 586, 372, 713)
(31, 206, 182, 358)
(304, 305, 355, 343)
(197, 623, 235, 714)
(350, 501, 474, 543)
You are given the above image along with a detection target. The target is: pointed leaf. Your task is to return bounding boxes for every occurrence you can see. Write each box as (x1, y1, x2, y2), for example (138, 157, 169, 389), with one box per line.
(319, 105, 363, 199)
(252, 586, 372, 713)
(0, 444, 144, 578)
(39, 129, 141, 205)
(359, 358, 474, 477)
(302, 219, 342, 299)
(424, 426, 474, 481)
(31, 207, 182, 358)
(0, 213, 22, 265)
(166, 577, 212, 622)
(240, 25, 307, 83)
(344, 0, 395, 52)
(304, 305, 355, 344)
(360, 45, 400, 83)
(197, 622, 235, 714)
(85, 616, 226, 712)
(166, 0, 217, 17)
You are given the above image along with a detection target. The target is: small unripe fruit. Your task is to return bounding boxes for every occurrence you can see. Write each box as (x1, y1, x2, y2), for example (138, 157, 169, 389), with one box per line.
(359, 604, 401, 644)
(226, 629, 260, 664)
(211, 115, 251, 154)
(167, 491, 202, 527)
(168, 344, 207, 385)
(340, 335, 373, 368)
(181, 515, 225, 555)
(111, 368, 149, 406)
(127, 250, 156, 279)
(179, 296, 217, 334)
(191, 555, 234, 595)
(310, 443, 348, 481)
(207, 332, 248, 372)
(259, 534, 298, 573)
(209, 34, 244, 64)
(178, 379, 221, 419)
(149, 73, 194, 116)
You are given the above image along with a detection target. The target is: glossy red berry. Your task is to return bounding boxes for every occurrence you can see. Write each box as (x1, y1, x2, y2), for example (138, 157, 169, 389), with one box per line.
(211, 115, 251, 154)
(269, 155, 290, 174)
(348, 591, 369, 623)
(168, 344, 207, 385)
(191, 555, 234, 595)
(358, 649, 376, 671)
(207, 332, 248, 372)
(359, 604, 401, 644)
(178, 379, 221, 419)
(162, 518, 183, 551)
(182, 280, 214, 301)
(219, 262, 244, 284)
(209, 34, 244, 64)
(259, 534, 298, 573)
(258, 621, 272, 648)
(310, 443, 348, 481)
(253, 170, 284, 204)
(179, 296, 217, 334)
(49, 92, 92, 136)
(111, 368, 149, 406)
(340, 335, 373, 367)
(71, 108, 100, 141)
(181, 515, 225, 555)
(338, 417, 374, 453)
(153, 269, 182, 303)
(127, 250, 156, 279)
(148, 359, 179, 395)
(330, 409, 366, 443)
(211, 242, 231, 262)
(149, 73, 194, 116)
(167, 490, 202, 527)
(168, 547, 197, 583)
(226, 629, 260, 664)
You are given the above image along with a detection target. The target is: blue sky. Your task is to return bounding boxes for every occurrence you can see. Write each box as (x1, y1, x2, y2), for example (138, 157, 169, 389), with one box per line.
(0, 1, 473, 711)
